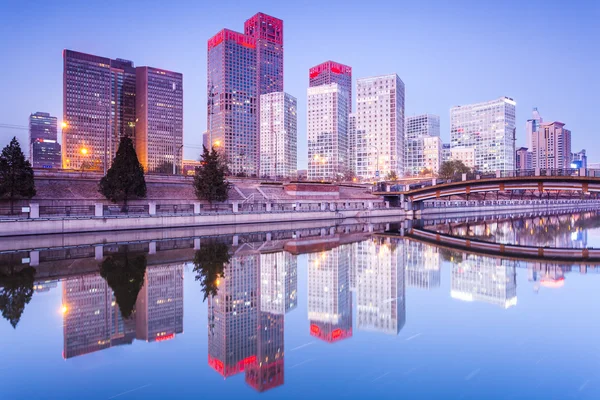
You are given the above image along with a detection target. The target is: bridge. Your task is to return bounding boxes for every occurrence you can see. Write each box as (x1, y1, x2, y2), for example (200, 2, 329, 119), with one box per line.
(373, 169, 600, 208)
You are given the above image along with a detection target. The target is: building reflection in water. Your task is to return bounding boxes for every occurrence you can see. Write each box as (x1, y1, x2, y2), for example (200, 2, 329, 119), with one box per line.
(62, 263, 184, 359)
(528, 263, 569, 291)
(450, 254, 517, 308)
(308, 244, 353, 343)
(405, 241, 441, 290)
(356, 238, 406, 335)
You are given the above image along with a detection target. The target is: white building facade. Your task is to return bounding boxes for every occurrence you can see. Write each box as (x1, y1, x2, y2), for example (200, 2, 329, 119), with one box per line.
(356, 74, 405, 180)
(423, 136, 443, 174)
(259, 92, 298, 178)
(307, 84, 349, 181)
(451, 147, 476, 169)
(405, 114, 440, 176)
(450, 97, 516, 172)
(532, 121, 572, 170)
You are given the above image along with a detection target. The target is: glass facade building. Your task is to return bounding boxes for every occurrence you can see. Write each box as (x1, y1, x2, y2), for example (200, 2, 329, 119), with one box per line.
(307, 84, 349, 181)
(208, 13, 284, 177)
(450, 97, 516, 172)
(259, 92, 297, 179)
(356, 74, 405, 179)
(29, 112, 61, 169)
(309, 61, 352, 112)
(135, 67, 183, 173)
(405, 114, 440, 175)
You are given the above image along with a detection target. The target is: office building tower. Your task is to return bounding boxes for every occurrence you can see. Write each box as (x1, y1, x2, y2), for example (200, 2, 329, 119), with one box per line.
(63, 50, 136, 171)
(348, 113, 357, 175)
(406, 114, 440, 141)
(405, 114, 441, 176)
(571, 149, 587, 169)
(207, 13, 283, 176)
(29, 112, 61, 169)
(516, 147, 532, 171)
(135, 67, 183, 173)
(451, 147, 476, 169)
(423, 136, 442, 174)
(208, 252, 259, 377)
(531, 121, 572, 169)
(356, 74, 405, 179)
(451, 255, 517, 308)
(259, 92, 297, 178)
(450, 97, 516, 172)
(135, 264, 184, 342)
(355, 238, 405, 335)
(309, 61, 352, 111)
(307, 84, 349, 180)
(308, 245, 352, 343)
(526, 108, 543, 150)
(442, 143, 451, 163)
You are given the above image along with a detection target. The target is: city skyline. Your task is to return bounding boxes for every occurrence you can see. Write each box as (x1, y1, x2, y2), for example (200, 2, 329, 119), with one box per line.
(1, 1, 596, 168)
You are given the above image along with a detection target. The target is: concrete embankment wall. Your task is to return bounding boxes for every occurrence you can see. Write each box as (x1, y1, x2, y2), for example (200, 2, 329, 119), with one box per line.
(0, 208, 405, 237)
(419, 200, 600, 217)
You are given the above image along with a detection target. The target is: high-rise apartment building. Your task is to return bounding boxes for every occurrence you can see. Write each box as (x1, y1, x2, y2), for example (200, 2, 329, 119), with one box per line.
(307, 84, 349, 180)
(531, 121, 572, 169)
(451, 147, 476, 169)
(309, 61, 352, 111)
(515, 147, 532, 171)
(526, 108, 543, 150)
(259, 92, 297, 178)
(405, 114, 441, 175)
(450, 97, 516, 172)
(29, 112, 61, 169)
(63, 50, 182, 173)
(135, 67, 183, 173)
(405, 114, 440, 141)
(356, 74, 405, 179)
(442, 143, 451, 163)
(207, 13, 283, 176)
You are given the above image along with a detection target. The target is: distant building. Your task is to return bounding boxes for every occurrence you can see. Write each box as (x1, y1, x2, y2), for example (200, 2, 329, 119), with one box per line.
(451, 147, 476, 169)
(135, 67, 183, 173)
(29, 112, 61, 169)
(423, 136, 443, 175)
(406, 114, 440, 141)
(259, 92, 297, 179)
(526, 108, 543, 151)
(296, 169, 307, 180)
(441, 143, 451, 163)
(309, 61, 352, 111)
(307, 83, 349, 181)
(451, 97, 516, 172)
(532, 121, 572, 169)
(405, 114, 441, 176)
(356, 74, 405, 179)
(516, 147, 532, 171)
(571, 149, 587, 169)
(348, 113, 357, 174)
(182, 159, 202, 176)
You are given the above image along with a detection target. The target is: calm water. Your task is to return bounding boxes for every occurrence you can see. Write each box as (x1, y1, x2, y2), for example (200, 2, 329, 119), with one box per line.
(1, 213, 600, 399)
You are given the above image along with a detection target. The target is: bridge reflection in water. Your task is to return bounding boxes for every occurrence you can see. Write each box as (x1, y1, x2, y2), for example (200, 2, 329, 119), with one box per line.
(1, 213, 599, 393)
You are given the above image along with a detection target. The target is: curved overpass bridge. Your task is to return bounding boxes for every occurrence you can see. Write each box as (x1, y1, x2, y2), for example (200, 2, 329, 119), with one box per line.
(374, 170, 600, 205)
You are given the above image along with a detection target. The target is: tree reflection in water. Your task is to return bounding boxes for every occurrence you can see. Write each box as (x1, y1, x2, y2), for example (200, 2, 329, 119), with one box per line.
(193, 242, 231, 301)
(0, 256, 36, 328)
(99, 248, 147, 319)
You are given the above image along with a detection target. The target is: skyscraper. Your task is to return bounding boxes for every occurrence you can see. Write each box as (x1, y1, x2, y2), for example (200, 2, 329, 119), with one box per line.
(406, 115, 441, 175)
(450, 97, 516, 172)
(405, 114, 440, 141)
(207, 13, 284, 176)
(135, 67, 183, 173)
(348, 113, 357, 174)
(309, 61, 352, 111)
(63, 50, 182, 173)
(526, 108, 543, 150)
(29, 112, 61, 169)
(63, 50, 136, 171)
(356, 74, 405, 179)
(532, 121, 572, 169)
(259, 92, 297, 178)
(307, 84, 349, 180)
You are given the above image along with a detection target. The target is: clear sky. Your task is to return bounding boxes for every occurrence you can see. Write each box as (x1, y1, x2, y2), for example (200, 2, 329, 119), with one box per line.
(1, 0, 598, 168)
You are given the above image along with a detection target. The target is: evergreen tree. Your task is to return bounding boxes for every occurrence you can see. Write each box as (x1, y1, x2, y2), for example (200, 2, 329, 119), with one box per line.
(99, 248, 147, 319)
(193, 242, 230, 301)
(194, 146, 231, 205)
(99, 136, 146, 210)
(0, 137, 36, 214)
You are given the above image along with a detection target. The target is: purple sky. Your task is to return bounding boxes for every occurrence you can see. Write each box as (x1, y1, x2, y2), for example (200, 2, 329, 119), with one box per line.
(1, 0, 598, 167)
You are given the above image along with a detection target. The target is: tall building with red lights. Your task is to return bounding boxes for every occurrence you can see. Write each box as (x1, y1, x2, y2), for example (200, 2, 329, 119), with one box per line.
(207, 13, 283, 176)
(309, 61, 352, 111)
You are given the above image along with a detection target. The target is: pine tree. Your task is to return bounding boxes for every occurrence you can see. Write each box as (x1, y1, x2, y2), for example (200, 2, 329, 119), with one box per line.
(194, 146, 231, 205)
(0, 261, 36, 329)
(193, 242, 230, 301)
(0, 137, 36, 214)
(99, 136, 146, 211)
